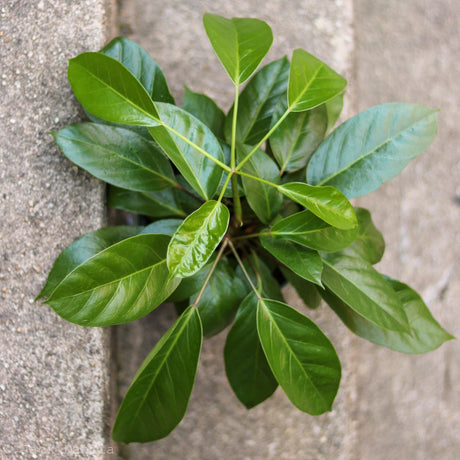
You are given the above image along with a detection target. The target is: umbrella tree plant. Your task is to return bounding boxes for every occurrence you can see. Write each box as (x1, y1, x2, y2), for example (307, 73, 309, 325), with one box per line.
(38, 13, 453, 443)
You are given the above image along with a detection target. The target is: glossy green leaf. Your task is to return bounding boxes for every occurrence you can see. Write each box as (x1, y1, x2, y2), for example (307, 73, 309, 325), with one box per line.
(224, 58, 290, 145)
(112, 305, 202, 442)
(46, 234, 180, 326)
(148, 103, 225, 199)
(237, 145, 282, 224)
(225, 293, 278, 408)
(281, 267, 322, 309)
(321, 278, 454, 354)
(270, 100, 327, 172)
(307, 103, 438, 198)
(203, 13, 273, 85)
(321, 254, 409, 332)
(257, 299, 341, 415)
(141, 219, 183, 236)
(278, 182, 357, 230)
(37, 226, 142, 299)
(324, 92, 344, 134)
(288, 49, 347, 112)
(191, 258, 249, 337)
(101, 37, 174, 104)
(167, 201, 230, 279)
(182, 87, 225, 138)
(108, 185, 186, 218)
(53, 123, 176, 192)
(260, 235, 323, 286)
(68, 52, 159, 126)
(339, 208, 385, 264)
(269, 210, 358, 252)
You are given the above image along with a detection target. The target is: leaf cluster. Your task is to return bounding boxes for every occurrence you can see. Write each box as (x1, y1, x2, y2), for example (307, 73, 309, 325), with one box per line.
(38, 14, 452, 443)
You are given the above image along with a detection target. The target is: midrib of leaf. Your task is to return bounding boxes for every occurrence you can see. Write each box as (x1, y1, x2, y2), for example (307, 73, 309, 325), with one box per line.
(290, 63, 323, 109)
(259, 299, 327, 408)
(316, 113, 434, 186)
(280, 114, 305, 172)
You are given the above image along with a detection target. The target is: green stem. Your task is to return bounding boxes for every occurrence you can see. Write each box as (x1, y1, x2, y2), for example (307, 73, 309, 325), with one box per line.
(232, 232, 266, 241)
(236, 170, 280, 189)
(231, 84, 243, 226)
(217, 173, 233, 203)
(235, 106, 292, 171)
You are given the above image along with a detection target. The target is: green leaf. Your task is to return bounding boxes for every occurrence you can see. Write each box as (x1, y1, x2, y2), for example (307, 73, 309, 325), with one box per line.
(321, 254, 409, 332)
(37, 226, 142, 299)
(270, 100, 327, 173)
(324, 92, 344, 134)
(237, 145, 282, 224)
(278, 182, 357, 230)
(281, 267, 322, 309)
(288, 49, 347, 112)
(224, 58, 290, 145)
(203, 13, 273, 85)
(339, 208, 385, 264)
(321, 278, 454, 354)
(108, 185, 186, 218)
(260, 235, 323, 286)
(167, 263, 213, 303)
(269, 210, 358, 252)
(141, 219, 183, 236)
(167, 201, 230, 279)
(112, 305, 202, 443)
(224, 293, 278, 408)
(257, 299, 341, 415)
(101, 36, 174, 104)
(46, 234, 180, 326)
(182, 87, 225, 138)
(307, 103, 438, 198)
(68, 52, 159, 126)
(53, 123, 176, 192)
(191, 258, 249, 337)
(148, 103, 225, 200)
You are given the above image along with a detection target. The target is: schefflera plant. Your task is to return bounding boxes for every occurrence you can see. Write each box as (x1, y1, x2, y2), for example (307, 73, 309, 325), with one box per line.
(38, 13, 453, 443)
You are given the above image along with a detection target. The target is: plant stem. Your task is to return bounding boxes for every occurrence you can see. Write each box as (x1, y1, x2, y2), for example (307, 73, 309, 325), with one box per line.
(231, 84, 243, 226)
(232, 232, 266, 241)
(236, 170, 280, 189)
(217, 173, 233, 203)
(193, 239, 228, 307)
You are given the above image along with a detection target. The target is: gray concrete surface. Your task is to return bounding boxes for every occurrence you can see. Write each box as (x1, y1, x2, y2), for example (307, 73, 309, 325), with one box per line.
(115, 2, 357, 459)
(354, 1, 460, 459)
(0, 1, 116, 458)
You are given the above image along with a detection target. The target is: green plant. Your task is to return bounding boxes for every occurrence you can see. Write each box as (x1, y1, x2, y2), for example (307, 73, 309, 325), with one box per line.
(38, 13, 453, 443)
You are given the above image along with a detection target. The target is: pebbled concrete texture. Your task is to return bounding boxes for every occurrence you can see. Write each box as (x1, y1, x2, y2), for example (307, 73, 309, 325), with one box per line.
(354, 1, 460, 459)
(0, 1, 116, 458)
(115, 1, 357, 459)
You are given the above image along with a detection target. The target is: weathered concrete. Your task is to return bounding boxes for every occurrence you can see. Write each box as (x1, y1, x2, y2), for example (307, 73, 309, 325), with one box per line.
(115, 1, 357, 459)
(0, 1, 116, 458)
(354, 1, 460, 459)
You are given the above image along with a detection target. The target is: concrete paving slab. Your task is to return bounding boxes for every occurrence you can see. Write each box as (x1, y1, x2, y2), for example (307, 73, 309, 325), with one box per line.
(0, 1, 116, 458)
(114, 1, 357, 459)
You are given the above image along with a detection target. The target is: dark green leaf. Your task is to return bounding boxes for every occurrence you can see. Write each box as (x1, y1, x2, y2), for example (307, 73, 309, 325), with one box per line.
(339, 208, 385, 264)
(182, 87, 225, 138)
(101, 36, 174, 104)
(167, 201, 230, 279)
(37, 226, 141, 299)
(270, 100, 327, 172)
(149, 103, 225, 199)
(224, 58, 289, 145)
(269, 210, 358, 252)
(46, 234, 180, 326)
(141, 219, 183, 236)
(237, 145, 282, 224)
(225, 293, 278, 408)
(112, 306, 202, 442)
(203, 14, 273, 85)
(108, 186, 186, 218)
(324, 92, 344, 134)
(321, 278, 454, 354)
(68, 52, 159, 125)
(84, 111, 151, 139)
(307, 103, 438, 198)
(191, 258, 249, 337)
(321, 254, 409, 332)
(260, 235, 323, 286)
(257, 298, 341, 415)
(281, 267, 322, 309)
(288, 49, 347, 112)
(53, 123, 176, 192)
(167, 263, 213, 303)
(278, 182, 357, 230)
